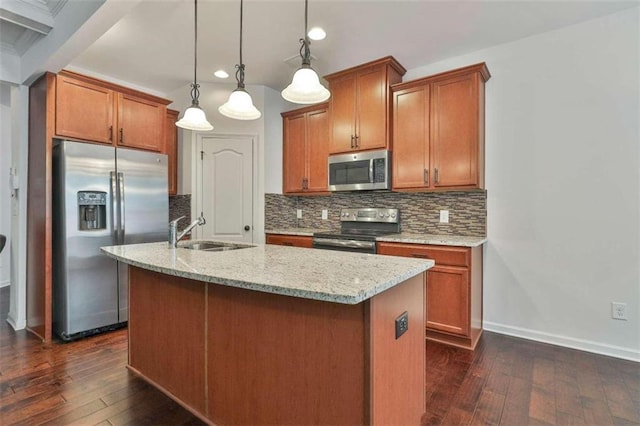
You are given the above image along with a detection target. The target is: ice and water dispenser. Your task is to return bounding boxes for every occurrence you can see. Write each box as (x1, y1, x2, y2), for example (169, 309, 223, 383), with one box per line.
(77, 191, 107, 230)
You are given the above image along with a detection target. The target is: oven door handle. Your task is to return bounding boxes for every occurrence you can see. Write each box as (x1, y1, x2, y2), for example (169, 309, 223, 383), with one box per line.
(313, 238, 376, 250)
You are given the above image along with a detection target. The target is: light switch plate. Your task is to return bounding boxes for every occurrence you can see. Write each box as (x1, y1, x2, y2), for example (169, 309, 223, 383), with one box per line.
(439, 210, 449, 223)
(321, 209, 328, 220)
(296, 209, 302, 219)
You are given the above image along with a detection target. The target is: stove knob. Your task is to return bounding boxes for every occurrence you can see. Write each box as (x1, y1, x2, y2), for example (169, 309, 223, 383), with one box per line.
(390, 212, 397, 218)
(385, 213, 390, 218)
(345, 212, 350, 218)
(378, 213, 384, 218)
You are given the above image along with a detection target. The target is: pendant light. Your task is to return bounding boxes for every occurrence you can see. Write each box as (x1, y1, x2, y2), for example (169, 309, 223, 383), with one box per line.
(176, 0, 214, 131)
(219, 0, 261, 120)
(281, 0, 330, 104)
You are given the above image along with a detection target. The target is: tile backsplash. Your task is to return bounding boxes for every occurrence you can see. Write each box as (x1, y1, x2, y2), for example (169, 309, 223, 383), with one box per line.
(169, 194, 191, 232)
(265, 191, 486, 237)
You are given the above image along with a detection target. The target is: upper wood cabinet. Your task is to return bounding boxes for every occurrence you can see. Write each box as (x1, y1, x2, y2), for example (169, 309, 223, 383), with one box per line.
(391, 63, 490, 191)
(56, 74, 115, 144)
(55, 70, 170, 152)
(282, 103, 330, 195)
(166, 109, 179, 196)
(325, 56, 405, 154)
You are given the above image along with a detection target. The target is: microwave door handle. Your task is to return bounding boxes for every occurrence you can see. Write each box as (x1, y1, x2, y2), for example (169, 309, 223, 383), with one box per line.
(369, 159, 375, 183)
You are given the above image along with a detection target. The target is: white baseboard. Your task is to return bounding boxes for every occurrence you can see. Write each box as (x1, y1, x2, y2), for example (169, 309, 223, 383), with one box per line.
(484, 321, 640, 363)
(6, 314, 26, 331)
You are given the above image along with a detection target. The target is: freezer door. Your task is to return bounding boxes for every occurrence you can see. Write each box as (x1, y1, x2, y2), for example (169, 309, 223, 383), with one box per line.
(116, 148, 168, 321)
(52, 141, 119, 338)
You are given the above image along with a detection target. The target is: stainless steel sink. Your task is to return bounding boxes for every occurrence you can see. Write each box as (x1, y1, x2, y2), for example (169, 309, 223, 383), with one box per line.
(180, 241, 255, 252)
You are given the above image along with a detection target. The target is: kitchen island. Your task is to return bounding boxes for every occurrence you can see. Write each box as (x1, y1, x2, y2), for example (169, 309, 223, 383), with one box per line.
(101, 241, 433, 425)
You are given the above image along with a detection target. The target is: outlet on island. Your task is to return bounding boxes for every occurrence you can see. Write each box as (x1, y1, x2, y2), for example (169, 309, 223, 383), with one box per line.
(395, 311, 409, 339)
(296, 209, 302, 219)
(322, 209, 328, 220)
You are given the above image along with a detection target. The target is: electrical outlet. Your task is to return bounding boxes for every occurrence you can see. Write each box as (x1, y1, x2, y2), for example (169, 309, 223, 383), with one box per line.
(296, 209, 303, 219)
(321, 209, 328, 220)
(395, 311, 409, 339)
(611, 302, 628, 320)
(439, 210, 449, 223)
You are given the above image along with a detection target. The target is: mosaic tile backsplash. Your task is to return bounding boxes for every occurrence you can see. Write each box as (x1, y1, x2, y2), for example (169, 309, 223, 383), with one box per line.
(265, 191, 486, 237)
(169, 194, 191, 232)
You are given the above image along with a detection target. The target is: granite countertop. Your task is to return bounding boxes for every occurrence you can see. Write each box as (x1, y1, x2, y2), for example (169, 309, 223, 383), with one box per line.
(265, 229, 486, 247)
(101, 241, 433, 305)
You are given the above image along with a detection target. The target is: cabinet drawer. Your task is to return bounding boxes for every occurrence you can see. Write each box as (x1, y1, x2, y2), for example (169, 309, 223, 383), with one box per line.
(377, 242, 469, 267)
(266, 234, 313, 248)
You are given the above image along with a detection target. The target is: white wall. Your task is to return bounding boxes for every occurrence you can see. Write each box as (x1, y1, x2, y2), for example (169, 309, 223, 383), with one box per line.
(406, 7, 640, 361)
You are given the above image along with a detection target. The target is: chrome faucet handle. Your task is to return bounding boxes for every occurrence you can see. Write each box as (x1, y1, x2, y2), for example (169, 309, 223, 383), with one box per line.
(196, 214, 206, 225)
(170, 215, 187, 227)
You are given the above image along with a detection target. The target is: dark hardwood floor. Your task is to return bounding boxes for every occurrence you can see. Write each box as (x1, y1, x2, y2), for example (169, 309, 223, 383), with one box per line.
(0, 299, 638, 425)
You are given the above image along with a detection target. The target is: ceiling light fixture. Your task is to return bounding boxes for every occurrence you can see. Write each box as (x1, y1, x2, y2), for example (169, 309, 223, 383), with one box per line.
(218, 0, 261, 120)
(176, 0, 214, 131)
(214, 70, 229, 79)
(281, 0, 330, 104)
(308, 27, 326, 41)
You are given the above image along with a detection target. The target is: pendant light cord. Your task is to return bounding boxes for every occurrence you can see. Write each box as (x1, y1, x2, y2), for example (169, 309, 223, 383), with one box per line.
(300, 0, 311, 66)
(235, 0, 246, 88)
(191, 0, 201, 105)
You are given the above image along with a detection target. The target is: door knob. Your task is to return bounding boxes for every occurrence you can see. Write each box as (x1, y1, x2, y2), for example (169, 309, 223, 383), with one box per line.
(244, 225, 250, 231)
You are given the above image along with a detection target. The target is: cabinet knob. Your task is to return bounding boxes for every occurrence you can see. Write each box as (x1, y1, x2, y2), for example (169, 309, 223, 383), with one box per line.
(424, 169, 429, 185)
(434, 168, 439, 184)
(244, 225, 250, 231)
(119, 128, 124, 144)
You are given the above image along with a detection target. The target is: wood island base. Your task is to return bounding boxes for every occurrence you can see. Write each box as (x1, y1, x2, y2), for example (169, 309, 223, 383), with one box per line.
(128, 266, 426, 425)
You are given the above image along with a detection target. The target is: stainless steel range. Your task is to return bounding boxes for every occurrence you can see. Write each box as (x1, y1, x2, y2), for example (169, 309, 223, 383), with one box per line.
(312, 208, 400, 254)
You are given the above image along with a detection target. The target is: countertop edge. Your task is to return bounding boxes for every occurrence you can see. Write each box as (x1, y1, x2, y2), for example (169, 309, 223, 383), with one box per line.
(101, 246, 433, 305)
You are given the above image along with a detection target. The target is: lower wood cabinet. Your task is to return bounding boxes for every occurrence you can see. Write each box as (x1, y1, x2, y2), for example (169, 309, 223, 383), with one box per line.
(377, 242, 483, 350)
(265, 234, 313, 248)
(166, 109, 179, 195)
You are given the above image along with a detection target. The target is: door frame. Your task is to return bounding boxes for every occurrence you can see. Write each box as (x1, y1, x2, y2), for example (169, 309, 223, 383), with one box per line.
(191, 132, 260, 243)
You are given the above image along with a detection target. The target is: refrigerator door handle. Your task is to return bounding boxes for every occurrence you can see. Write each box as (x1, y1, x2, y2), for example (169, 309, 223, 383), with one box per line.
(118, 172, 125, 243)
(110, 171, 119, 242)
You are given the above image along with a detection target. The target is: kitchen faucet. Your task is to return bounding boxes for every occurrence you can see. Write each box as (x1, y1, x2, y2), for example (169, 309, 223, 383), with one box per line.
(169, 214, 206, 248)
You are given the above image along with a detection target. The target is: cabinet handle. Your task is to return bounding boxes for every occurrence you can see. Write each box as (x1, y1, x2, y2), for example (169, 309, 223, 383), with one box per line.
(109, 126, 113, 141)
(424, 169, 429, 185)
(355, 135, 360, 148)
(411, 253, 432, 259)
(119, 128, 124, 144)
(350, 135, 355, 149)
(434, 168, 439, 184)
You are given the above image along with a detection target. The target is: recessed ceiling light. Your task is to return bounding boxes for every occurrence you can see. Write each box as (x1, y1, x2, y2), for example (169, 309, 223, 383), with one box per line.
(308, 27, 326, 41)
(214, 70, 229, 78)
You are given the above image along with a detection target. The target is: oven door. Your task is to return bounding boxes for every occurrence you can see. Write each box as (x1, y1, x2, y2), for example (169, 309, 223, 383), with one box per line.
(312, 237, 377, 254)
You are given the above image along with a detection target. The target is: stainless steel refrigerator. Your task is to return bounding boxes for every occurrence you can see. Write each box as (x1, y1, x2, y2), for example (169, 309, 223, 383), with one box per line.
(52, 139, 168, 341)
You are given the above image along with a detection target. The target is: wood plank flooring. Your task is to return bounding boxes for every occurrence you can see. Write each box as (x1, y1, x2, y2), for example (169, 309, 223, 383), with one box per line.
(1, 295, 638, 425)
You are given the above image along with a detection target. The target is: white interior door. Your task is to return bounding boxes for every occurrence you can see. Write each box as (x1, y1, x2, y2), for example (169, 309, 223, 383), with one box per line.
(196, 135, 254, 243)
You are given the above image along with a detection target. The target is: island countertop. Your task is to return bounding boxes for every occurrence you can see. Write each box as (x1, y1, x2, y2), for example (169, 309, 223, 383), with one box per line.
(101, 241, 433, 304)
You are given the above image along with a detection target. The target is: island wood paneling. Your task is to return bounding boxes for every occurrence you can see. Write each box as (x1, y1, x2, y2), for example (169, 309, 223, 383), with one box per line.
(368, 273, 425, 424)
(207, 284, 367, 425)
(128, 267, 207, 417)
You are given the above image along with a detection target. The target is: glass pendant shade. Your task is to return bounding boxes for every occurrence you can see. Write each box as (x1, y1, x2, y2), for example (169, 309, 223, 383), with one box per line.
(176, 104, 214, 131)
(219, 88, 261, 120)
(282, 66, 330, 104)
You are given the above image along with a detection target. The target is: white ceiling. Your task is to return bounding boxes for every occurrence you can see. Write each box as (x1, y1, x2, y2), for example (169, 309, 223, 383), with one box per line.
(65, 1, 638, 95)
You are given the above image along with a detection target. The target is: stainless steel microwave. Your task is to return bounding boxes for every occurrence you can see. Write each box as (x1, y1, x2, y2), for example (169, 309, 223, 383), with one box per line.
(328, 150, 390, 191)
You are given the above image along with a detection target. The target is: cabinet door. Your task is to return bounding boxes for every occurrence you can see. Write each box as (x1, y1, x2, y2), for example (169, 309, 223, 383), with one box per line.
(355, 66, 387, 151)
(328, 75, 357, 154)
(117, 93, 166, 152)
(283, 113, 306, 193)
(166, 109, 179, 196)
(392, 85, 429, 189)
(265, 234, 313, 248)
(305, 108, 329, 192)
(426, 266, 469, 337)
(55, 75, 115, 144)
(430, 73, 479, 188)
